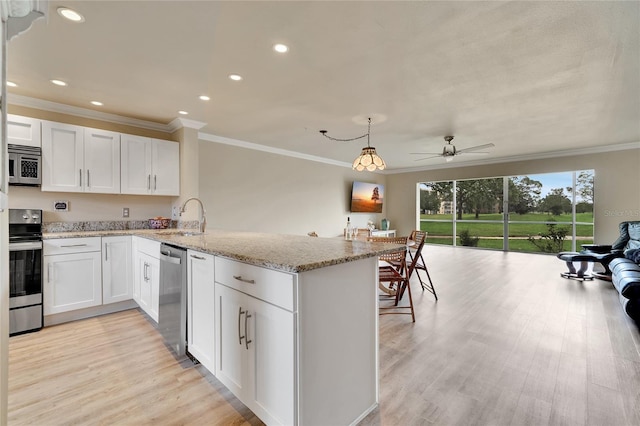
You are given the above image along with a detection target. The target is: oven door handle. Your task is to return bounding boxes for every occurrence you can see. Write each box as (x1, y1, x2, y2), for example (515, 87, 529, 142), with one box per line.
(9, 241, 43, 251)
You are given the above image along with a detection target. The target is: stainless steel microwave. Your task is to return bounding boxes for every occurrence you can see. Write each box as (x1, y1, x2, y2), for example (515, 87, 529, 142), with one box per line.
(8, 144, 41, 186)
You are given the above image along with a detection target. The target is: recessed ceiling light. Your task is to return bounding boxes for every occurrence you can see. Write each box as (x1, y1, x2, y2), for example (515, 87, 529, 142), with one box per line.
(57, 7, 85, 23)
(178, 110, 189, 115)
(229, 74, 243, 81)
(273, 43, 289, 53)
(199, 95, 210, 101)
(91, 101, 103, 106)
(50, 79, 68, 87)
(6, 81, 17, 87)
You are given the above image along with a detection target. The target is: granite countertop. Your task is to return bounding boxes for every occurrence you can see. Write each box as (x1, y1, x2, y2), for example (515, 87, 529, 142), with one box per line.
(43, 229, 404, 273)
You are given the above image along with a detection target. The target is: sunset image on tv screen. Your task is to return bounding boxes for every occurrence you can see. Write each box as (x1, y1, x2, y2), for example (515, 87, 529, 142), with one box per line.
(351, 181, 384, 213)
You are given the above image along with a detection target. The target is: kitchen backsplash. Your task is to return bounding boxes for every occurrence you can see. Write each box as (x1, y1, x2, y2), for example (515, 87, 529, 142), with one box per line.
(43, 220, 199, 233)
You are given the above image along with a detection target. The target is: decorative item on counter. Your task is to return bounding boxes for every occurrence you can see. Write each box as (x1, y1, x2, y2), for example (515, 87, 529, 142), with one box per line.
(149, 216, 171, 229)
(345, 217, 354, 241)
(381, 218, 389, 230)
(367, 219, 375, 231)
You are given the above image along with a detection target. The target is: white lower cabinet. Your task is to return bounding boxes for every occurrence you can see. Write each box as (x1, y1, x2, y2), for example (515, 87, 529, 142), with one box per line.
(102, 236, 133, 304)
(215, 257, 295, 426)
(133, 237, 160, 322)
(187, 250, 215, 374)
(44, 238, 103, 315)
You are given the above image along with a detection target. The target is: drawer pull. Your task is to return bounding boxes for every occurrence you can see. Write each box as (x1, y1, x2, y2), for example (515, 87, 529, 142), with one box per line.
(60, 244, 88, 248)
(233, 275, 255, 284)
(190, 254, 205, 260)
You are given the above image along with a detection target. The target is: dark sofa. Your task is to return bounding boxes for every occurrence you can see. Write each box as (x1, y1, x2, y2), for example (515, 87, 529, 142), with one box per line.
(558, 221, 640, 320)
(608, 221, 640, 320)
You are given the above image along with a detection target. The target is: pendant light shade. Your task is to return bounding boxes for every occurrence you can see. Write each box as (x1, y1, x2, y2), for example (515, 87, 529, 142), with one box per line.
(352, 147, 386, 171)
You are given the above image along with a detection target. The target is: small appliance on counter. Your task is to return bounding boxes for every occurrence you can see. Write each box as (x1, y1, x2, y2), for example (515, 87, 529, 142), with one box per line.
(149, 216, 171, 229)
(9, 209, 43, 335)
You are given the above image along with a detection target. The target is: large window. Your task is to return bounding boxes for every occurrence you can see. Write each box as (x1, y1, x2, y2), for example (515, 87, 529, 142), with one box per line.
(418, 170, 594, 253)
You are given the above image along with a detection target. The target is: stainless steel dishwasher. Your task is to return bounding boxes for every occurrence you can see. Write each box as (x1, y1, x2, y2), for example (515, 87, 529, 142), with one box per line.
(159, 243, 187, 357)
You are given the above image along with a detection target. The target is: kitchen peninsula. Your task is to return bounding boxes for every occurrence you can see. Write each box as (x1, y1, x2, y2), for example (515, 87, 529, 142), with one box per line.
(42, 228, 403, 425)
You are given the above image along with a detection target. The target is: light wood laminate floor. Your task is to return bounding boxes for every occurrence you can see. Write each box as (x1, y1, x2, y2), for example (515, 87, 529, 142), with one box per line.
(8, 245, 640, 425)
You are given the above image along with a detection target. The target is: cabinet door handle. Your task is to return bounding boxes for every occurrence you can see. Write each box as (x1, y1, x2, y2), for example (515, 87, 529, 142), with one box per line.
(233, 275, 255, 284)
(104, 243, 108, 261)
(238, 307, 246, 346)
(87, 169, 90, 188)
(245, 311, 252, 350)
(154, 175, 157, 190)
(60, 243, 88, 248)
(79, 169, 82, 187)
(147, 175, 151, 190)
(143, 262, 148, 281)
(190, 254, 205, 260)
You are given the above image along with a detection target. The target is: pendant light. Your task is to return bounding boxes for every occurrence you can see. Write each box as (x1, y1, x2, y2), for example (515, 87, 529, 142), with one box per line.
(319, 117, 386, 171)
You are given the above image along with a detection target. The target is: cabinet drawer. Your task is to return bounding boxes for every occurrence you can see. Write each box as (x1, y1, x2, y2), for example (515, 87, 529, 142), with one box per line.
(44, 237, 102, 255)
(134, 237, 160, 258)
(215, 256, 295, 311)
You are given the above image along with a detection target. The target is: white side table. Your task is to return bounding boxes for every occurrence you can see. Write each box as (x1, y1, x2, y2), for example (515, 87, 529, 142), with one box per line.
(370, 229, 396, 237)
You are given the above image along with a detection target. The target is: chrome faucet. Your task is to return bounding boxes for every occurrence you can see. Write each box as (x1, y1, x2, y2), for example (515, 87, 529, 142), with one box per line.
(179, 197, 207, 234)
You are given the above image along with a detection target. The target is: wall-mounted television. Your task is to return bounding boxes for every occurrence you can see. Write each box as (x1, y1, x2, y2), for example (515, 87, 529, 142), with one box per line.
(350, 181, 384, 213)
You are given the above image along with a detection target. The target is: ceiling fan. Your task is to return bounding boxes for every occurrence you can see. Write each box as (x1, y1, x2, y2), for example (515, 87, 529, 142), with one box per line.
(411, 136, 495, 162)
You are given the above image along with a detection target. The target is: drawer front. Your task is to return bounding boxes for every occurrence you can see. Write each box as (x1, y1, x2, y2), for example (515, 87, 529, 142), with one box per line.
(44, 237, 102, 255)
(215, 256, 295, 311)
(134, 237, 160, 258)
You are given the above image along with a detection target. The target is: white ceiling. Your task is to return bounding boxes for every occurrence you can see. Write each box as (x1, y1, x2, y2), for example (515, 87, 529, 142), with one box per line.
(6, 1, 640, 171)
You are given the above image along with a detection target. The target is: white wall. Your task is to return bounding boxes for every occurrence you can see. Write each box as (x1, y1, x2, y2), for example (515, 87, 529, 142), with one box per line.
(385, 148, 640, 244)
(198, 141, 387, 237)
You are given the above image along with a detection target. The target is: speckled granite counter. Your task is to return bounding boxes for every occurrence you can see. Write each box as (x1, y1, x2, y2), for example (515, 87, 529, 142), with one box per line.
(43, 229, 403, 273)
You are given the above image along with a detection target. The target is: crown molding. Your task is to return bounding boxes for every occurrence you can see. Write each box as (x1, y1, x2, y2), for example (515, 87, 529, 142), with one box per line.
(199, 132, 354, 169)
(168, 117, 207, 132)
(7, 94, 173, 133)
(388, 141, 640, 174)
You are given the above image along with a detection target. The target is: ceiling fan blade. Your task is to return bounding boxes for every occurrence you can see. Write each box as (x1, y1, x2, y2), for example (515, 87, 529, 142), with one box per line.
(409, 152, 443, 155)
(414, 155, 442, 161)
(456, 143, 495, 154)
(458, 151, 491, 156)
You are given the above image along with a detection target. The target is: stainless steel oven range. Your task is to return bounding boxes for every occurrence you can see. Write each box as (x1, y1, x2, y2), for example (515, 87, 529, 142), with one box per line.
(9, 209, 43, 336)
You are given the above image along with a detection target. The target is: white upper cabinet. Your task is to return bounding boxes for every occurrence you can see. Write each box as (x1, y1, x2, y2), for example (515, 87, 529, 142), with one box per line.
(121, 134, 179, 196)
(7, 114, 41, 147)
(121, 134, 152, 194)
(41, 121, 84, 192)
(41, 121, 120, 193)
(84, 128, 121, 193)
(152, 139, 180, 196)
